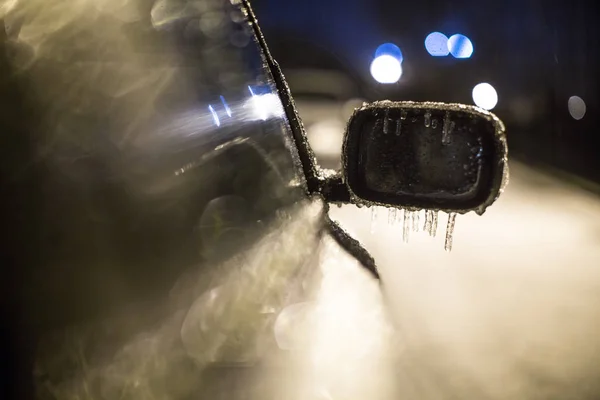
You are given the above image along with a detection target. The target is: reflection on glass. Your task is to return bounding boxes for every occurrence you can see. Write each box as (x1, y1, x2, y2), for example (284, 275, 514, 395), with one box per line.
(220, 95, 233, 117)
(27, 0, 308, 396)
(245, 86, 285, 121)
(208, 104, 221, 127)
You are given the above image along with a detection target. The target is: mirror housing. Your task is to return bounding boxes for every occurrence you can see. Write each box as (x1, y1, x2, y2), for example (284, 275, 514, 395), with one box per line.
(337, 101, 508, 215)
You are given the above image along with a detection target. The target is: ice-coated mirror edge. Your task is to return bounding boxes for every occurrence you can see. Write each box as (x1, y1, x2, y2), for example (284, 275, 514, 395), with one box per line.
(240, 0, 323, 196)
(340, 100, 509, 216)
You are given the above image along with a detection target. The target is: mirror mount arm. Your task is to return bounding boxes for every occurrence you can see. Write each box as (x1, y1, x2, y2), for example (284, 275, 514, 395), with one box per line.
(317, 172, 352, 204)
(317, 173, 380, 280)
(325, 216, 380, 280)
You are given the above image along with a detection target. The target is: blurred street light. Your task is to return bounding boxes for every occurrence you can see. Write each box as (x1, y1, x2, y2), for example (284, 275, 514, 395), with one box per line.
(370, 55, 403, 84)
(425, 32, 450, 57)
(375, 42, 404, 63)
(448, 34, 474, 59)
(472, 82, 498, 110)
(568, 96, 586, 120)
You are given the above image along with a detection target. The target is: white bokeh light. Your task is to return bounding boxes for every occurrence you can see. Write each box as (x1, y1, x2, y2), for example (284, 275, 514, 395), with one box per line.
(568, 96, 586, 120)
(370, 55, 402, 84)
(472, 83, 498, 110)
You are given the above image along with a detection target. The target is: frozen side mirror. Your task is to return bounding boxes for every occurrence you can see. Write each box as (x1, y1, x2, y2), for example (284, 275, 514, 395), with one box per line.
(340, 101, 508, 215)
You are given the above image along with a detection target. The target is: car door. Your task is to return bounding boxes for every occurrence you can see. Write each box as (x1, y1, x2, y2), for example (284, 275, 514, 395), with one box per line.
(0, 0, 333, 399)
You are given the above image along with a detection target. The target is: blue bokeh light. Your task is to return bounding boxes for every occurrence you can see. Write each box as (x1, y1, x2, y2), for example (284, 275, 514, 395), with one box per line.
(220, 95, 232, 117)
(425, 32, 449, 57)
(448, 34, 474, 58)
(375, 43, 403, 63)
(208, 105, 220, 126)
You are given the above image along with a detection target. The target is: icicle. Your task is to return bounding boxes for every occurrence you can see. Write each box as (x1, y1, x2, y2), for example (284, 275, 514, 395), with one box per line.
(430, 211, 439, 237)
(442, 112, 455, 145)
(402, 210, 410, 243)
(395, 120, 402, 136)
(370, 207, 378, 234)
(383, 110, 389, 134)
(444, 212, 457, 251)
(412, 210, 420, 232)
(388, 208, 397, 225)
(424, 111, 431, 127)
(424, 210, 433, 233)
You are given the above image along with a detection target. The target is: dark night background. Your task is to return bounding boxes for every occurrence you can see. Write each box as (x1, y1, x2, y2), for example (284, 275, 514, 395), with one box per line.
(255, 0, 600, 185)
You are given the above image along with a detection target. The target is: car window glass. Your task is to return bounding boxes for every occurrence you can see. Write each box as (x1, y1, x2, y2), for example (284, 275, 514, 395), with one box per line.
(0, 2, 320, 398)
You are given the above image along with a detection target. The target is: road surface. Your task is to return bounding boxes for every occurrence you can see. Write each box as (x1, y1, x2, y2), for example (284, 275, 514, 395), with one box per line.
(327, 161, 600, 398)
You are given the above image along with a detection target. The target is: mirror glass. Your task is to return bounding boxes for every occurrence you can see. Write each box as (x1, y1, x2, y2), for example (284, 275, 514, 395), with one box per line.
(342, 101, 507, 213)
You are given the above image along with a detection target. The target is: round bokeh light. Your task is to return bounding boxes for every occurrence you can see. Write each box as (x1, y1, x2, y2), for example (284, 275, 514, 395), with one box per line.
(370, 55, 402, 84)
(425, 32, 450, 56)
(568, 96, 586, 120)
(448, 34, 474, 58)
(375, 42, 403, 63)
(472, 82, 498, 110)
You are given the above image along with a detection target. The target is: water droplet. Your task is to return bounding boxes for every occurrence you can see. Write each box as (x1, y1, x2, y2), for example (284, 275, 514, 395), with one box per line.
(444, 212, 457, 251)
(400, 110, 407, 120)
(402, 210, 411, 243)
(431, 118, 438, 129)
(442, 112, 454, 145)
(388, 208, 397, 225)
(430, 211, 438, 237)
(370, 207, 378, 233)
(424, 111, 431, 128)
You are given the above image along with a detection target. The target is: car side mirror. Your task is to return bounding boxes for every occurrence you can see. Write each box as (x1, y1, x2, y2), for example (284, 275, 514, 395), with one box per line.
(325, 101, 508, 216)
